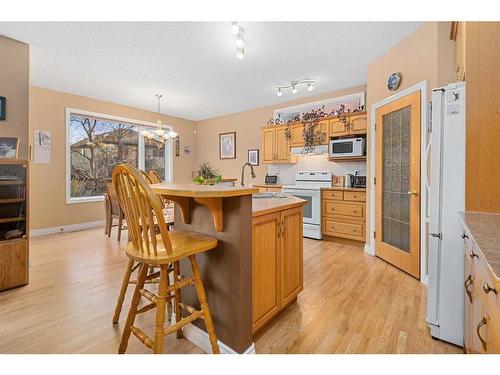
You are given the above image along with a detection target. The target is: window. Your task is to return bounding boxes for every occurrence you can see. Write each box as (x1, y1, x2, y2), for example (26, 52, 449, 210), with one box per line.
(66, 109, 173, 204)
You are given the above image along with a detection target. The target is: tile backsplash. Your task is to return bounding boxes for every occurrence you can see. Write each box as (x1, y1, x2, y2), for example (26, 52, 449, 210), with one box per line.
(267, 154, 366, 185)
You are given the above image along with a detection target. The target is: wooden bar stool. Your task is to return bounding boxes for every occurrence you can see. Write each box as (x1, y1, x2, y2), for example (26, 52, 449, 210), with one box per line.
(113, 164, 220, 354)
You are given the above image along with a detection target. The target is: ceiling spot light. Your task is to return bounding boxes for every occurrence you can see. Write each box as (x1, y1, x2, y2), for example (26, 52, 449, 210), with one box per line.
(230, 22, 240, 36)
(236, 48, 245, 60)
(307, 82, 314, 92)
(277, 88, 283, 97)
(235, 33, 244, 48)
(291, 84, 298, 94)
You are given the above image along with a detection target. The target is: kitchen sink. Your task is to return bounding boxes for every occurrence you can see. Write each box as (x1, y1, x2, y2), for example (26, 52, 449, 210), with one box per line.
(252, 192, 288, 199)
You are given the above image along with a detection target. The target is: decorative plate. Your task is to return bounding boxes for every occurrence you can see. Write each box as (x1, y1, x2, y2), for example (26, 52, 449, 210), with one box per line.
(387, 72, 402, 91)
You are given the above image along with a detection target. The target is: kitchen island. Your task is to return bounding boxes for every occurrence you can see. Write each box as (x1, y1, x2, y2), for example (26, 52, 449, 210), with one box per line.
(151, 183, 305, 353)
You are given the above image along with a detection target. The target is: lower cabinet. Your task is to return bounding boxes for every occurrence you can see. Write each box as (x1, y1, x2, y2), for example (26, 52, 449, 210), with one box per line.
(252, 206, 303, 333)
(463, 231, 500, 353)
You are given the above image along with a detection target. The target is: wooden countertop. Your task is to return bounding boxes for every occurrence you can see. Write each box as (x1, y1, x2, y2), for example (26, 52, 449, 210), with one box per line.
(321, 187, 366, 192)
(252, 194, 306, 217)
(460, 212, 500, 278)
(151, 183, 258, 198)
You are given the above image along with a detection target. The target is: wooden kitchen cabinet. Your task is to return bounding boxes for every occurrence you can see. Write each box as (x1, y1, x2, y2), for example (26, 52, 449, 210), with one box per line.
(322, 188, 366, 242)
(261, 125, 294, 164)
(252, 206, 303, 332)
(461, 217, 500, 353)
(329, 113, 367, 137)
(289, 120, 329, 147)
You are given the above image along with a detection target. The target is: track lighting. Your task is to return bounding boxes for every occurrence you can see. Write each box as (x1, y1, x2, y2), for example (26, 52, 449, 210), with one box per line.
(230, 22, 245, 60)
(230, 22, 240, 36)
(235, 33, 244, 48)
(275, 79, 316, 96)
(236, 48, 245, 60)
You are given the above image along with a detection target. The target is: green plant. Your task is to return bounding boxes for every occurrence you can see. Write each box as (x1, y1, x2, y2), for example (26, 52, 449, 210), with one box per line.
(192, 162, 222, 185)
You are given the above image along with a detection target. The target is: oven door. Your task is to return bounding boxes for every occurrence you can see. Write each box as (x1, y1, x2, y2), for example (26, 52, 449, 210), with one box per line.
(282, 188, 320, 225)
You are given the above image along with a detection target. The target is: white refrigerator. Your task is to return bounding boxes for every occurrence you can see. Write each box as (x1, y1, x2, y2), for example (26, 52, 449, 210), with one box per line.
(426, 81, 466, 346)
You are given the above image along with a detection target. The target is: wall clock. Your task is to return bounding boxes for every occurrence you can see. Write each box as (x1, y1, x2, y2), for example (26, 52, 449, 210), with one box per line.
(387, 72, 402, 91)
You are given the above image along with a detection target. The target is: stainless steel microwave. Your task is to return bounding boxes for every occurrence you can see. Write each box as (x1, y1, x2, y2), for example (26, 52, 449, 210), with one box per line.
(329, 137, 365, 158)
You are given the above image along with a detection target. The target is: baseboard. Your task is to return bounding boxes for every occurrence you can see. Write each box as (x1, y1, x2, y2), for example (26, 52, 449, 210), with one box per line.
(364, 242, 375, 256)
(30, 220, 105, 237)
(172, 314, 255, 354)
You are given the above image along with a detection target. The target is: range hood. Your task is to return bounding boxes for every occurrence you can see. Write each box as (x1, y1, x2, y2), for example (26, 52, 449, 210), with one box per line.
(290, 144, 329, 155)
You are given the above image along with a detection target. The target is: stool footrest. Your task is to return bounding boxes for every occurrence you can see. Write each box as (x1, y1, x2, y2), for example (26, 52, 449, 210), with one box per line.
(136, 302, 156, 315)
(179, 303, 202, 317)
(166, 276, 195, 294)
(130, 279, 159, 284)
(165, 310, 204, 336)
(130, 326, 154, 349)
(140, 289, 157, 303)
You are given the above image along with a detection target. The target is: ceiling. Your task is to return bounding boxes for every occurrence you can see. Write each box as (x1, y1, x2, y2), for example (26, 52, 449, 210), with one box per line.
(0, 22, 422, 121)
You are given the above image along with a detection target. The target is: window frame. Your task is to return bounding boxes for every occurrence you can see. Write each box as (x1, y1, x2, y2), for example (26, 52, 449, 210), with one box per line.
(65, 108, 174, 204)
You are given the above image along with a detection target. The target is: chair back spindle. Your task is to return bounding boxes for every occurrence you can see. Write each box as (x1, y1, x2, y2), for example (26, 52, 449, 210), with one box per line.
(148, 170, 162, 183)
(112, 164, 172, 257)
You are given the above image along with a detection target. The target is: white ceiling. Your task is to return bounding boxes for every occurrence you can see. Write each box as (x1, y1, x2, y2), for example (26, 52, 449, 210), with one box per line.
(0, 22, 422, 121)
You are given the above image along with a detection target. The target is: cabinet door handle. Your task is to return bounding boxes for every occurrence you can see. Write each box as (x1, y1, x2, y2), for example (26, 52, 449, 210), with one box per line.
(281, 220, 285, 236)
(462, 233, 469, 240)
(483, 283, 497, 295)
(476, 316, 488, 351)
(277, 221, 280, 238)
(464, 274, 473, 303)
(470, 250, 479, 260)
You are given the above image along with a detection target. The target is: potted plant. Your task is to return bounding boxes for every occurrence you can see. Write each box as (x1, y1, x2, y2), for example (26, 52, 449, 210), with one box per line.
(192, 162, 222, 185)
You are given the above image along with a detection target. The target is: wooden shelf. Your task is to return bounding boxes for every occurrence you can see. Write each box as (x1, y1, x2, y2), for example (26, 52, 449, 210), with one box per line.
(0, 216, 26, 224)
(0, 198, 25, 204)
(328, 156, 367, 162)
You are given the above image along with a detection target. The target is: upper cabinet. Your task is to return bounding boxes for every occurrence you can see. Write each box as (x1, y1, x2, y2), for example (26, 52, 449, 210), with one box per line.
(289, 119, 329, 147)
(261, 125, 294, 164)
(330, 113, 367, 137)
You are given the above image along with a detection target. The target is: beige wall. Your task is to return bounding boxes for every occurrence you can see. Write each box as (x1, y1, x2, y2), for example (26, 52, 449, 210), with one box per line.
(365, 22, 455, 245)
(29, 86, 198, 230)
(195, 85, 366, 184)
(0, 36, 29, 158)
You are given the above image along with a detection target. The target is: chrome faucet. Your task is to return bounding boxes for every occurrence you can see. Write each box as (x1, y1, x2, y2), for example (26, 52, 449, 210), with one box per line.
(241, 162, 256, 186)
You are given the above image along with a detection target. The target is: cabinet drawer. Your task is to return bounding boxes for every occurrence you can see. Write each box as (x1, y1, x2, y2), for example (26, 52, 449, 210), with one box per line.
(476, 253, 500, 314)
(323, 190, 343, 200)
(323, 201, 364, 219)
(344, 191, 366, 202)
(323, 219, 364, 239)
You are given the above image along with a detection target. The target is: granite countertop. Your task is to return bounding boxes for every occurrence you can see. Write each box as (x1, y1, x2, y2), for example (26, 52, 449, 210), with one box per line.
(151, 183, 258, 197)
(252, 194, 306, 218)
(460, 212, 500, 279)
(321, 187, 366, 192)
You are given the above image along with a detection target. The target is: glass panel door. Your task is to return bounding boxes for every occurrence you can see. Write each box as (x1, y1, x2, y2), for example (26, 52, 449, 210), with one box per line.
(375, 91, 421, 279)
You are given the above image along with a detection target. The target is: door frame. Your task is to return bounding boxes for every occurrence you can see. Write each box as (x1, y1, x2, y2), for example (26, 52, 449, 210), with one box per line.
(367, 81, 429, 285)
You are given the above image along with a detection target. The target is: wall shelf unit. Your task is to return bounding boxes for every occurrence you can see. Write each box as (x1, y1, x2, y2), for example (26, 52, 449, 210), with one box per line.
(328, 156, 367, 162)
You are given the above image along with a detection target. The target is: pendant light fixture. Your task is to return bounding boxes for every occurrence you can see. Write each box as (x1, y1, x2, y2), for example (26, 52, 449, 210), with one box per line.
(141, 94, 178, 141)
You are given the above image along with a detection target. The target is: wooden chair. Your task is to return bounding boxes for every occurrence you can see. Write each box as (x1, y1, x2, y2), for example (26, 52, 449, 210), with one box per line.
(148, 169, 162, 183)
(105, 182, 126, 241)
(112, 164, 220, 354)
(140, 169, 153, 183)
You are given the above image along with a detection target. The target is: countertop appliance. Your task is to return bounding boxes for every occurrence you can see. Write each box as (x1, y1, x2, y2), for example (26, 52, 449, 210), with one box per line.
(329, 137, 365, 158)
(264, 174, 278, 184)
(282, 171, 332, 239)
(426, 82, 466, 347)
(350, 174, 366, 188)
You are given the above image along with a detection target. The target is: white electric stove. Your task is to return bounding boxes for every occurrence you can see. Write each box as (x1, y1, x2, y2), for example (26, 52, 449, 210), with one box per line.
(282, 171, 332, 239)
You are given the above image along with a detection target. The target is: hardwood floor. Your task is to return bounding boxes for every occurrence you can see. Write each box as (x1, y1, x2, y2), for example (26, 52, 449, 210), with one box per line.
(0, 228, 460, 354)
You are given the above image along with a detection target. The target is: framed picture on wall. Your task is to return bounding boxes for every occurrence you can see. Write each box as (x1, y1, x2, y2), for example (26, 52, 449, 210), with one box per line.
(248, 149, 259, 166)
(0, 97, 6, 121)
(219, 132, 236, 159)
(0, 137, 19, 158)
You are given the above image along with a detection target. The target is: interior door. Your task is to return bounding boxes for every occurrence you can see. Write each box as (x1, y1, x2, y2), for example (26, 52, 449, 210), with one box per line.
(375, 91, 421, 279)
